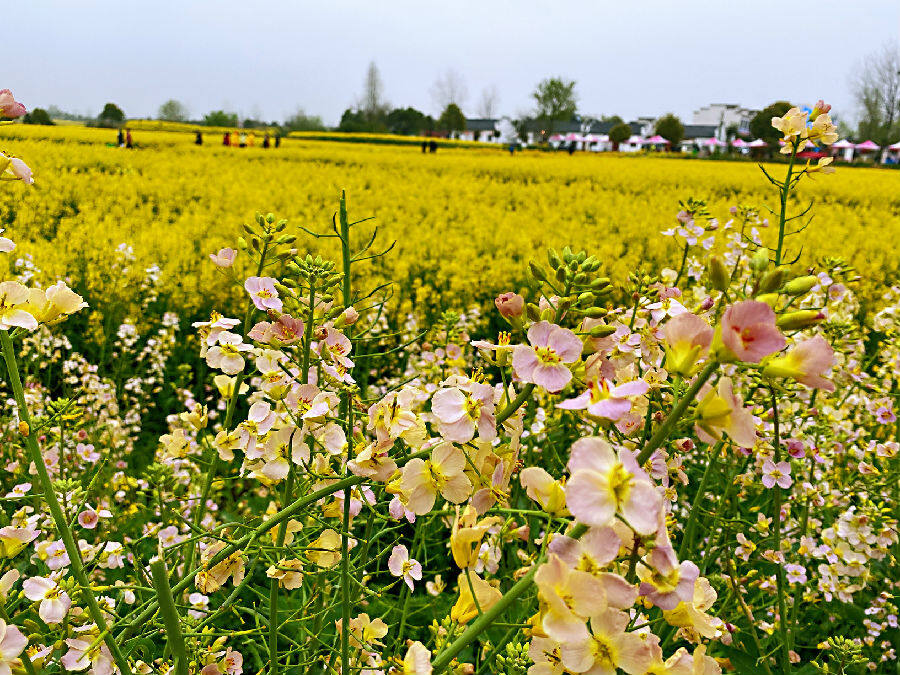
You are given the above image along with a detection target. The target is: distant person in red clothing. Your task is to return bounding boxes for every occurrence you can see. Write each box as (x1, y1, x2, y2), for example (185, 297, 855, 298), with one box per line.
(223, 132, 230, 146)
(125, 129, 133, 149)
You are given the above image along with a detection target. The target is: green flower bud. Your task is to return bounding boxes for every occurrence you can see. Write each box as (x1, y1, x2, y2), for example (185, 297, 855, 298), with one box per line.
(708, 255, 730, 291)
(528, 261, 547, 282)
(583, 307, 608, 318)
(547, 249, 562, 270)
(783, 275, 819, 295)
(589, 324, 617, 337)
(750, 249, 769, 274)
(758, 268, 785, 294)
(777, 310, 825, 330)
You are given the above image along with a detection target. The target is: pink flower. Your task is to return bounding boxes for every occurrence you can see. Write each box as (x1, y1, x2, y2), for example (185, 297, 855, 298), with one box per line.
(762, 459, 792, 489)
(637, 542, 699, 610)
(662, 312, 714, 376)
(694, 377, 757, 448)
(205, 331, 252, 375)
(495, 292, 524, 319)
(78, 505, 112, 530)
(557, 377, 648, 421)
(7, 159, 33, 185)
(565, 437, 662, 535)
(210, 248, 237, 267)
(62, 638, 115, 675)
(431, 379, 496, 443)
(761, 335, 835, 392)
(388, 544, 422, 591)
(244, 276, 282, 311)
(23, 576, 71, 624)
(512, 321, 583, 393)
(0, 619, 27, 675)
(0, 90, 25, 118)
(719, 301, 785, 363)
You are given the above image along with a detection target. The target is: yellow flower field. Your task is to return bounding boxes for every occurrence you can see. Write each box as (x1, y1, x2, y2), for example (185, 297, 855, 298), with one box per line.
(1, 124, 898, 324)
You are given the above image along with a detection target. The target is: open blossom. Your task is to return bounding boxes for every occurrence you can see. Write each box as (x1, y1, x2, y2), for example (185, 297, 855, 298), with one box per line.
(388, 544, 422, 590)
(0, 90, 25, 118)
(762, 335, 835, 392)
(718, 301, 785, 363)
(662, 312, 713, 376)
(23, 281, 87, 324)
(431, 379, 496, 443)
(206, 331, 253, 374)
(23, 576, 71, 624)
(244, 276, 283, 311)
(513, 321, 583, 393)
(637, 530, 700, 610)
(694, 377, 757, 448)
(77, 505, 112, 529)
(210, 247, 237, 267)
(398, 443, 472, 514)
(0, 281, 38, 331)
(565, 437, 662, 535)
(560, 608, 652, 675)
(0, 619, 26, 675)
(762, 459, 792, 489)
(0, 229, 14, 254)
(557, 377, 648, 421)
(0, 156, 33, 185)
(403, 641, 432, 675)
(266, 559, 304, 589)
(519, 467, 567, 515)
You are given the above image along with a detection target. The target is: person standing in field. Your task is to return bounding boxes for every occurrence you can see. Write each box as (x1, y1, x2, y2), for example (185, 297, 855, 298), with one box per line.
(195, 131, 203, 146)
(247, 131, 255, 147)
(239, 132, 247, 148)
(223, 132, 230, 146)
(429, 139, 437, 153)
(126, 129, 133, 149)
(117, 128, 125, 147)
(263, 133, 270, 149)
(229, 130, 239, 147)
(275, 135, 281, 148)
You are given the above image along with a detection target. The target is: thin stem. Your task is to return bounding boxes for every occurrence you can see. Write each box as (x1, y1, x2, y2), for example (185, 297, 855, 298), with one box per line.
(0, 329, 133, 675)
(774, 143, 798, 266)
(637, 361, 717, 464)
(150, 560, 189, 675)
(770, 392, 791, 674)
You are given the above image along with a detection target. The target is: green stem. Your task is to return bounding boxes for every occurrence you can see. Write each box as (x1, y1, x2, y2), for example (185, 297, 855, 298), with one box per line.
(637, 361, 717, 464)
(770, 392, 791, 674)
(0, 330, 133, 675)
(268, 467, 295, 675)
(774, 144, 797, 266)
(677, 441, 721, 560)
(496, 383, 534, 426)
(150, 560, 188, 675)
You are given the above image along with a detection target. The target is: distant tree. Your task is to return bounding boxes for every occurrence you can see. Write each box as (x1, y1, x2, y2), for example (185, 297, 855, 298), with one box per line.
(609, 122, 632, 150)
(431, 69, 468, 113)
(438, 103, 466, 135)
(98, 102, 125, 127)
(532, 77, 577, 141)
(203, 110, 239, 127)
(337, 108, 387, 133)
(477, 85, 499, 118)
(157, 99, 189, 122)
(600, 114, 624, 126)
(22, 108, 54, 125)
(284, 109, 326, 132)
(655, 113, 684, 148)
(386, 107, 433, 135)
(361, 62, 388, 117)
(852, 41, 900, 145)
(749, 101, 792, 143)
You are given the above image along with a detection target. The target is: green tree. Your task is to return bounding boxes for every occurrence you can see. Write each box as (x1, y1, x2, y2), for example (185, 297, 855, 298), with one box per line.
(852, 42, 900, 145)
(654, 113, 684, 148)
(203, 110, 239, 127)
(157, 99, 189, 122)
(601, 114, 624, 126)
(98, 102, 125, 126)
(22, 108, 54, 125)
(386, 107, 433, 135)
(608, 122, 632, 150)
(750, 101, 792, 143)
(438, 103, 466, 135)
(284, 109, 326, 132)
(532, 77, 577, 141)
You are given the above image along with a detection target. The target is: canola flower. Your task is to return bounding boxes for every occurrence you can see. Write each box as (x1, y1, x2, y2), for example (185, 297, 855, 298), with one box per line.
(0, 89, 896, 675)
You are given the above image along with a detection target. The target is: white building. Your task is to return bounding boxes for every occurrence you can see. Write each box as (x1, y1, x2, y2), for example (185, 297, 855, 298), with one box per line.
(692, 104, 756, 138)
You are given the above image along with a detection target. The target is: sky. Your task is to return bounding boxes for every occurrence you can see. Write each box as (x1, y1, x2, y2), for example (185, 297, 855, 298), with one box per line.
(5, 0, 899, 127)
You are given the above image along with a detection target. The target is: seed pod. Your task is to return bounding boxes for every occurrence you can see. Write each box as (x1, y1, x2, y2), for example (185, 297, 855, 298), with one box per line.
(526, 303, 541, 322)
(583, 307, 608, 318)
(555, 266, 568, 283)
(577, 291, 595, 306)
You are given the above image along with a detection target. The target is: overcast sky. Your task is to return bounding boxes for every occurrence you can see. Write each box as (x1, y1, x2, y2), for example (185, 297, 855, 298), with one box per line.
(5, 1, 899, 126)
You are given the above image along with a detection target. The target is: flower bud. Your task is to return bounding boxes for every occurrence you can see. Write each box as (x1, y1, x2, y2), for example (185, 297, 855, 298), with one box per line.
(583, 307, 607, 318)
(495, 292, 524, 322)
(547, 249, 562, 270)
(237, 237, 249, 250)
(756, 293, 779, 308)
(526, 303, 541, 322)
(783, 275, 819, 295)
(589, 324, 617, 337)
(750, 249, 769, 274)
(777, 310, 825, 330)
(528, 261, 547, 282)
(758, 268, 786, 294)
(576, 292, 595, 306)
(708, 256, 729, 291)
